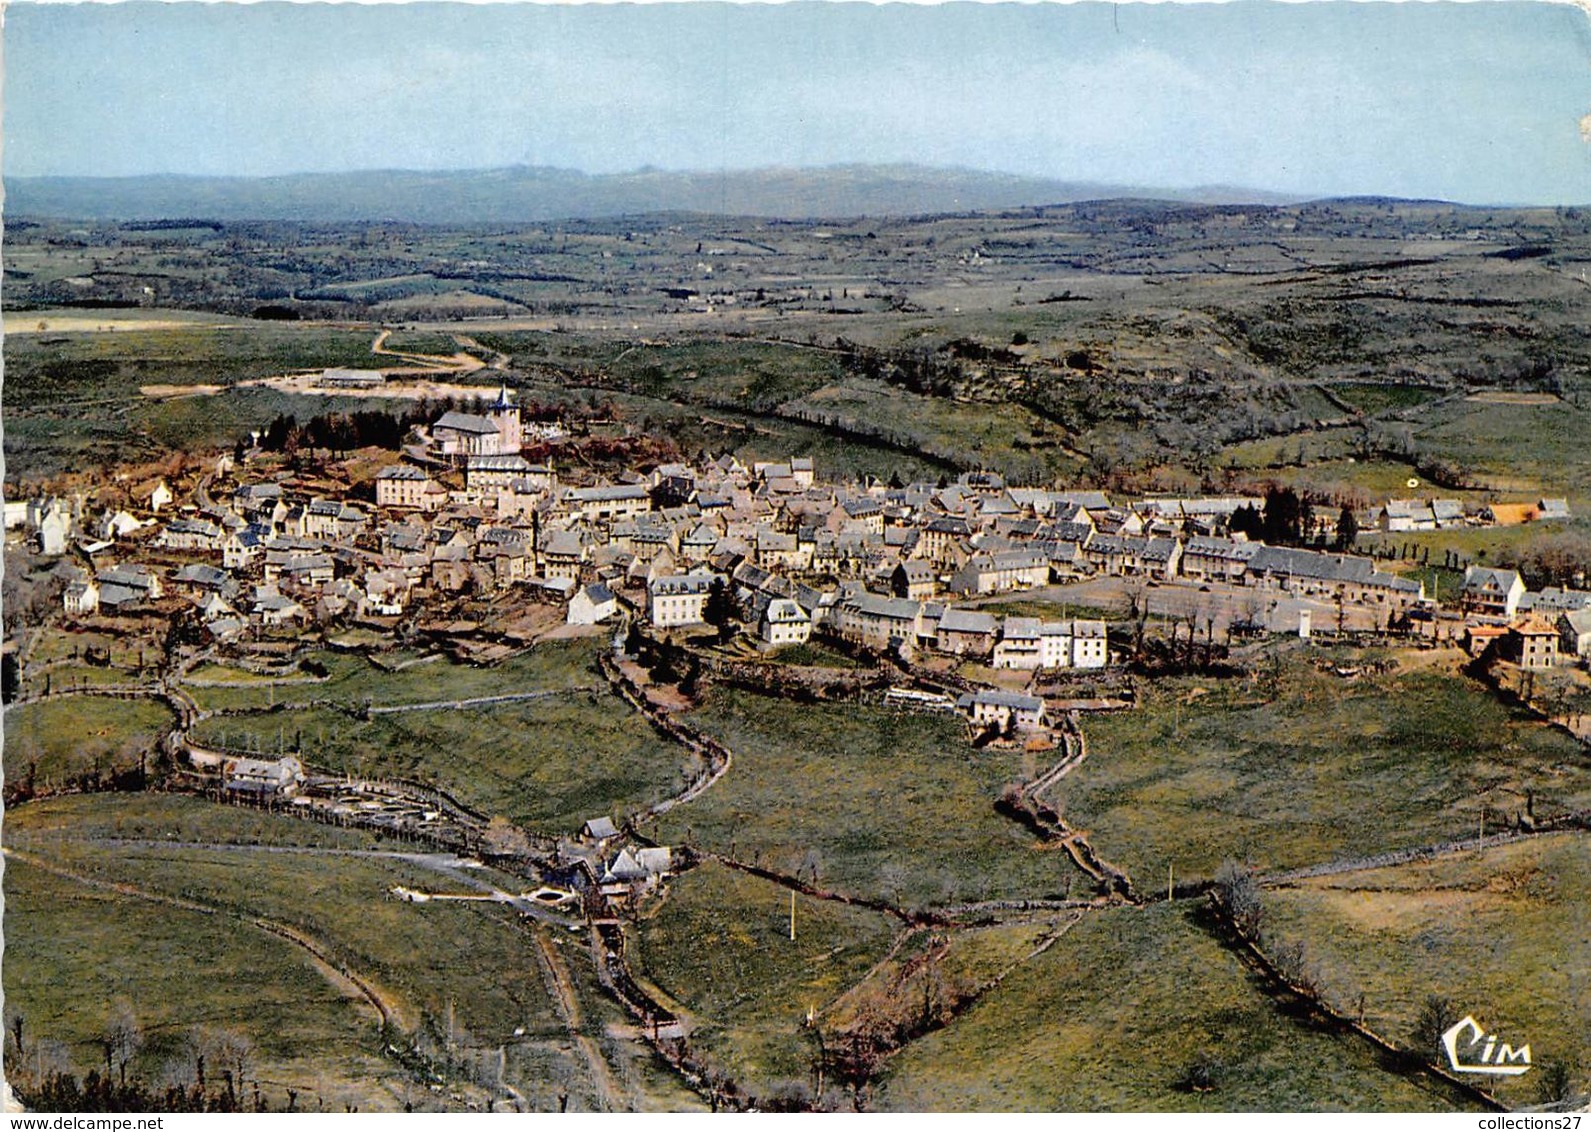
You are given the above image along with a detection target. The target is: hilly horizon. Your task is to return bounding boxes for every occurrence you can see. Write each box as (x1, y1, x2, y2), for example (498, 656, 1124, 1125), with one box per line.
(5, 164, 1312, 224)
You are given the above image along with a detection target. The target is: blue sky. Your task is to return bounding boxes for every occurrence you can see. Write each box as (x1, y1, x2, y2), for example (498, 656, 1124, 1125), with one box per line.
(5, 1, 1589, 203)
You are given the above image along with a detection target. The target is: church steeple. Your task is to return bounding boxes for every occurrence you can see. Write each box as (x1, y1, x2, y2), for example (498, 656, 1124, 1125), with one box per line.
(489, 383, 521, 454)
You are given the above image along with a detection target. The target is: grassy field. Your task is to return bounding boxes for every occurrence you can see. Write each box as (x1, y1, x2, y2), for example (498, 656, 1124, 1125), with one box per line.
(975, 597, 1122, 622)
(1054, 647, 1591, 887)
(189, 691, 695, 835)
(6, 793, 709, 1112)
(182, 640, 600, 714)
(1, 321, 443, 479)
(1327, 383, 1444, 415)
(876, 901, 1461, 1111)
(4, 795, 600, 1111)
(3, 855, 405, 1111)
(790, 378, 1083, 484)
(655, 689, 1092, 908)
(5, 792, 383, 850)
(184, 638, 698, 835)
(1413, 400, 1591, 503)
(3, 696, 175, 792)
(28, 628, 150, 668)
(1359, 519, 1586, 577)
(633, 861, 899, 1096)
(764, 641, 866, 670)
(1262, 832, 1591, 1109)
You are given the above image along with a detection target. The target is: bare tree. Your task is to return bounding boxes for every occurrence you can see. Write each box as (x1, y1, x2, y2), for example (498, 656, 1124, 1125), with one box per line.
(1212, 860, 1264, 940)
(203, 1027, 254, 1102)
(484, 815, 533, 857)
(877, 862, 908, 907)
(104, 998, 143, 1087)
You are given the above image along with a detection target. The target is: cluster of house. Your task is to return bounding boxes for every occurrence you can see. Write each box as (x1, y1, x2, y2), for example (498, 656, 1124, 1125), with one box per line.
(573, 816, 673, 901)
(1377, 497, 1571, 532)
(1457, 567, 1591, 670)
(12, 388, 1584, 684)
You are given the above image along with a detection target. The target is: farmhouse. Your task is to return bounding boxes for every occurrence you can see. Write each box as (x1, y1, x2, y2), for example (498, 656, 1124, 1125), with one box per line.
(568, 582, 618, 626)
(1376, 499, 1465, 532)
(992, 618, 1043, 669)
(62, 579, 100, 617)
(223, 755, 304, 798)
(318, 368, 385, 390)
(96, 565, 164, 610)
(936, 608, 999, 656)
(1066, 620, 1110, 668)
(956, 689, 1047, 733)
(1507, 614, 1560, 670)
(1557, 609, 1591, 660)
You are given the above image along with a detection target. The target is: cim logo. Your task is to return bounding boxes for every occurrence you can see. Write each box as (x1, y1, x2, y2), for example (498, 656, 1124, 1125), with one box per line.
(1442, 1015, 1532, 1076)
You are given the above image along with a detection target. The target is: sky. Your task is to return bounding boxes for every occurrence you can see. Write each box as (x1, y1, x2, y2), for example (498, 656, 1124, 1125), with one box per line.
(4, 1, 1590, 204)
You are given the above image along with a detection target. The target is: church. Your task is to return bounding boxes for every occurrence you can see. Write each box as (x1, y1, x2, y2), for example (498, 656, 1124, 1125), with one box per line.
(431, 386, 521, 463)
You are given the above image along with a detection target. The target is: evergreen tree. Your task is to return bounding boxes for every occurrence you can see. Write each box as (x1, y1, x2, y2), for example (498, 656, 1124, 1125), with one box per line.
(1261, 487, 1305, 545)
(704, 577, 736, 642)
(1333, 505, 1359, 551)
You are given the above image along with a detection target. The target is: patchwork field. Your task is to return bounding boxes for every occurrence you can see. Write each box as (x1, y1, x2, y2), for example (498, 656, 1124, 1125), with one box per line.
(876, 902, 1461, 1112)
(188, 692, 696, 836)
(4, 796, 590, 1111)
(1053, 646, 1591, 887)
(1262, 832, 1591, 1110)
(633, 862, 899, 1097)
(181, 640, 600, 714)
(4, 856, 403, 1112)
(656, 689, 1090, 908)
(3, 696, 175, 793)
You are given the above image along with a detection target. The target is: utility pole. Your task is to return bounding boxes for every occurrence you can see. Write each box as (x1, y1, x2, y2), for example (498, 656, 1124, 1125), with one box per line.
(1167, 862, 1174, 902)
(789, 889, 797, 941)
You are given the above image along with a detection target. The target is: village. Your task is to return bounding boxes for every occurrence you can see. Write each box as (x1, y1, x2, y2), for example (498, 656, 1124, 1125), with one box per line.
(8, 384, 1588, 765)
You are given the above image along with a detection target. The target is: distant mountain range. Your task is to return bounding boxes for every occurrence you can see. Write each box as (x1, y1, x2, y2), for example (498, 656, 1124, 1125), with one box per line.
(5, 164, 1305, 223)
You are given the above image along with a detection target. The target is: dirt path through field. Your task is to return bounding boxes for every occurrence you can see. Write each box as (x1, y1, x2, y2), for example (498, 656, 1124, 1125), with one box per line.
(5, 847, 412, 1032)
(529, 925, 624, 1112)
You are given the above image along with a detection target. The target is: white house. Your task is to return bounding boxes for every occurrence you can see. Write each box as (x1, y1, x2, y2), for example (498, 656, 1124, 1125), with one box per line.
(36, 505, 71, 556)
(956, 690, 1048, 733)
(761, 598, 812, 646)
(63, 579, 100, 617)
(648, 571, 721, 628)
(1068, 620, 1109, 668)
(1460, 566, 1527, 620)
(147, 480, 174, 513)
(568, 583, 619, 626)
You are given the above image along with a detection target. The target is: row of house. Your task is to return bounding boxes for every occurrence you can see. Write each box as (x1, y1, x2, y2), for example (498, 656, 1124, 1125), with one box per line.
(1377, 497, 1571, 532)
